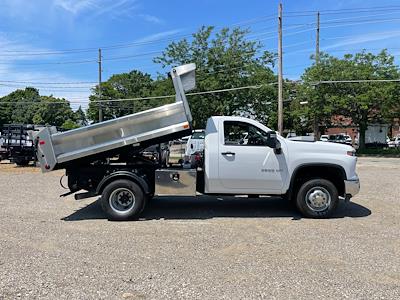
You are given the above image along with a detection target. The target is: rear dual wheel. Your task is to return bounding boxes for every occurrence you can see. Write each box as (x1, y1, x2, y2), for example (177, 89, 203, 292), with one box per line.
(100, 179, 146, 220)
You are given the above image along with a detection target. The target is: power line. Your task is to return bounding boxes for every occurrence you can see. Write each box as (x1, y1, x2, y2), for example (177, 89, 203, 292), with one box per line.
(322, 47, 400, 53)
(282, 17, 400, 34)
(0, 15, 279, 57)
(0, 33, 191, 56)
(1, 5, 400, 59)
(315, 79, 400, 84)
(0, 80, 97, 85)
(0, 50, 164, 66)
(0, 83, 270, 105)
(285, 5, 400, 15)
(0, 58, 97, 66)
(285, 10, 400, 26)
(1, 23, 305, 65)
(3, 78, 400, 106)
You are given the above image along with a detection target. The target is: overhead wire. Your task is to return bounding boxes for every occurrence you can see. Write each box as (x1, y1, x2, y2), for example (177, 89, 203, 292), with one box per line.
(3, 78, 400, 106)
(285, 5, 400, 15)
(2, 4, 400, 103)
(0, 14, 278, 57)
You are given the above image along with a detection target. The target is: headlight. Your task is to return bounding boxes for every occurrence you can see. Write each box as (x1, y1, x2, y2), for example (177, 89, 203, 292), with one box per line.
(347, 150, 356, 156)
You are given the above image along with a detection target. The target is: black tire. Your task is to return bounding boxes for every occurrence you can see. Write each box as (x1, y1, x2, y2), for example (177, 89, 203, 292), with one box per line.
(15, 159, 29, 166)
(100, 179, 146, 221)
(282, 193, 296, 208)
(248, 194, 260, 198)
(295, 179, 339, 218)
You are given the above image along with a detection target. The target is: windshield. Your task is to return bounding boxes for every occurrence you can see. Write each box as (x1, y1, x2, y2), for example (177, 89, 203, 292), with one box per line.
(192, 131, 205, 139)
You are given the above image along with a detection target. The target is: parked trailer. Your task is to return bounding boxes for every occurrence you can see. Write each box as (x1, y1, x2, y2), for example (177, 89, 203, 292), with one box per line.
(35, 63, 360, 220)
(0, 124, 41, 166)
(363, 124, 389, 148)
(0, 135, 9, 161)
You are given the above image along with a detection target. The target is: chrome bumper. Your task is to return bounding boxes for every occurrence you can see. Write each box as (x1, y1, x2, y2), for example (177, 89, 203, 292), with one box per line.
(344, 177, 360, 197)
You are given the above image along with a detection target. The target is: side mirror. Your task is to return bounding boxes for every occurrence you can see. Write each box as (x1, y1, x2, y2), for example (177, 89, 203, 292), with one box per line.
(267, 131, 282, 153)
(267, 131, 278, 148)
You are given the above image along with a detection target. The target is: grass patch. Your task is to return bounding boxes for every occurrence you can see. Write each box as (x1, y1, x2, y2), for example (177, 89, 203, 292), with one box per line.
(357, 148, 400, 157)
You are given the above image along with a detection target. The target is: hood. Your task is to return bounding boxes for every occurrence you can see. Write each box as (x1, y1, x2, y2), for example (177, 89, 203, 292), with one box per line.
(285, 139, 354, 154)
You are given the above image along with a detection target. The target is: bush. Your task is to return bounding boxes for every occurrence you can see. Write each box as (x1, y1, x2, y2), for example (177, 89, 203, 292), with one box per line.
(357, 147, 400, 156)
(61, 119, 80, 131)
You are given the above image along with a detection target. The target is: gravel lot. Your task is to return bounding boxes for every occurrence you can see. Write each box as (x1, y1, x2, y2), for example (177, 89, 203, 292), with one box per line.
(0, 157, 399, 299)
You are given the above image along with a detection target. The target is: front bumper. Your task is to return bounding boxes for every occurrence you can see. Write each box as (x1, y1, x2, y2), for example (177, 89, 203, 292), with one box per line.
(344, 177, 360, 198)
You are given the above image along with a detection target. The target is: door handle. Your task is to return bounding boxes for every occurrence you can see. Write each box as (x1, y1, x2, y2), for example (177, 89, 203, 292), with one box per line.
(221, 151, 235, 156)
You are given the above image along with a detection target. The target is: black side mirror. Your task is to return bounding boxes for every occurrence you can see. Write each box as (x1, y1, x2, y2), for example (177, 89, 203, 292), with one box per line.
(267, 131, 282, 153)
(267, 131, 278, 148)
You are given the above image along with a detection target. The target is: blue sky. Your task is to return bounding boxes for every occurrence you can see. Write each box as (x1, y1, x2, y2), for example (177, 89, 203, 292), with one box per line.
(1, 0, 400, 110)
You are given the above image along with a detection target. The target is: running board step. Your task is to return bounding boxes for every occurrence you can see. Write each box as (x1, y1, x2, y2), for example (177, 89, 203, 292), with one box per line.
(74, 191, 96, 200)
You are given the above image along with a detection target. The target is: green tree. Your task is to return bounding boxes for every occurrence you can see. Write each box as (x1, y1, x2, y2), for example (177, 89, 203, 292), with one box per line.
(32, 95, 76, 127)
(85, 26, 277, 128)
(154, 26, 278, 128)
(297, 50, 399, 149)
(0, 87, 41, 127)
(0, 88, 78, 128)
(75, 106, 88, 126)
(87, 70, 162, 121)
(61, 119, 80, 130)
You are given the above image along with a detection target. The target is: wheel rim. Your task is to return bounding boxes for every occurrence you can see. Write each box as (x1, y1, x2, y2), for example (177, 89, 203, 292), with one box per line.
(109, 188, 136, 214)
(305, 186, 331, 212)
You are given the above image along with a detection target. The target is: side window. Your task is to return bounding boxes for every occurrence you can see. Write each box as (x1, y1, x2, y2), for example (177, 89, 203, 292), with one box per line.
(224, 121, 268, 146)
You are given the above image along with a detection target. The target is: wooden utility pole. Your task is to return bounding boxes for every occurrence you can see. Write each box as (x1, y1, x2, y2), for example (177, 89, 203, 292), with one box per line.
(277, 3, 283, 135)
(98, 48, 103, 122)
(316, 12, 320, 63)
(313, 12, 320, 140)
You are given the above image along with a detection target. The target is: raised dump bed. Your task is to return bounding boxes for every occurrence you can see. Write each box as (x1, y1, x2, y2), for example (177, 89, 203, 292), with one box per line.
(34, 63, 196, 172)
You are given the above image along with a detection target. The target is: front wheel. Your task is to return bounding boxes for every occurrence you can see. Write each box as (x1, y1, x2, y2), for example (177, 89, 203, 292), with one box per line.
(100, 179, 146, 220)
(295, 179, 339, 218)
(15, 159, 30, 166)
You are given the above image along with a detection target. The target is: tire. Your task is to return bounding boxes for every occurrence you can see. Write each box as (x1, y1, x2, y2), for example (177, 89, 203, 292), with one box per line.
(248, 195, 260, 198)
(15, 159, 29, 166)
(100, 179, 146, 221)
(295, 179, 339, 218)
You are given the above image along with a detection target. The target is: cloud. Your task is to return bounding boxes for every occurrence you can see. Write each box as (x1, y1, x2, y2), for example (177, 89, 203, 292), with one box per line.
(54, 0, 138, 18)
(138, 14, 163, 24)
(90, 0, 137, 18)
(0, 35, 54, 61)
(0, 35, 92, 110)
(0, 67, 93, 110)
(322, 30, 400, 51)
(54, 0, 96, 14)
(135, 29, 184, 44)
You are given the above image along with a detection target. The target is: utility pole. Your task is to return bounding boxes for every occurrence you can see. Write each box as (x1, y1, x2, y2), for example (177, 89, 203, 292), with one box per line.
(98, 48, 103, 122)
(277, 3, 283, 135)
(316, 11, 320, 64)
(313, 12, 320, 140)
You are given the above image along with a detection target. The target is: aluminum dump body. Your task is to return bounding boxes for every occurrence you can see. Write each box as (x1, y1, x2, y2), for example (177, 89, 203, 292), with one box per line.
(35, 64, 196, 172)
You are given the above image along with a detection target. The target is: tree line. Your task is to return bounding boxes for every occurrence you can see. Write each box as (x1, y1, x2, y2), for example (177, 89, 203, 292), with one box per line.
(0, 87, 87, 130)
(1, 26, 399, 149)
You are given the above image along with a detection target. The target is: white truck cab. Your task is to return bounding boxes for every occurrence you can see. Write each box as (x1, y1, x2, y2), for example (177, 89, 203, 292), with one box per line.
(35, 63, 360, 220)
(203, 116, 359, 212)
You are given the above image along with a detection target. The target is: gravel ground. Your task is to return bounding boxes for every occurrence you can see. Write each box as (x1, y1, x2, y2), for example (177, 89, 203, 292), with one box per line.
(0, 157, 399, 299)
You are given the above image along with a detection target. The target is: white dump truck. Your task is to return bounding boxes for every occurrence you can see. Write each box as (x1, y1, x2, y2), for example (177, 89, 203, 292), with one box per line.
(34, 63, 360, 220)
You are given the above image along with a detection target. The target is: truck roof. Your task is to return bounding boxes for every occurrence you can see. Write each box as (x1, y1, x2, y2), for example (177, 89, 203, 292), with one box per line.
(209, 116, 274, 132)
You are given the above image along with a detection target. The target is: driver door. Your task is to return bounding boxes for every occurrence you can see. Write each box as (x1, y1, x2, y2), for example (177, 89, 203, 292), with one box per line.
(218, 120, 287, 193)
